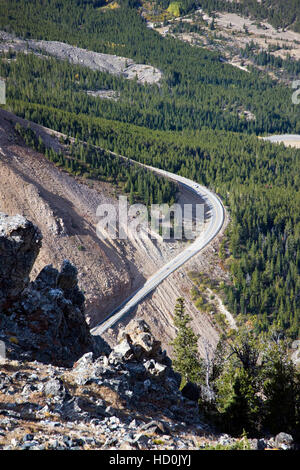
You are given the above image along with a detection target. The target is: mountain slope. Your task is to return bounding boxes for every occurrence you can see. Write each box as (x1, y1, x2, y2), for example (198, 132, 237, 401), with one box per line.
(0, 109, 223, 356)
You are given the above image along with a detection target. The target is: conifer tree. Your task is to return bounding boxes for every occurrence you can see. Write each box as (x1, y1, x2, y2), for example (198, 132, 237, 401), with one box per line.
(171, 297, 204, 386)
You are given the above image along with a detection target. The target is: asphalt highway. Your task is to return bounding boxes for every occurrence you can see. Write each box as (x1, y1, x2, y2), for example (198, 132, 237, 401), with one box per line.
(91, 166, 225, 336)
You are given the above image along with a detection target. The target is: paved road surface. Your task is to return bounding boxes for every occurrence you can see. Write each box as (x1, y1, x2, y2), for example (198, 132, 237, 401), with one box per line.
(263, 134, 300, 143)
(92, 166, 225, 336)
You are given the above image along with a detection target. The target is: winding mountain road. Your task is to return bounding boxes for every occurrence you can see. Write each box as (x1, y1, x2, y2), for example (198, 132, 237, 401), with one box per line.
(91, 166, 225, 336)
(0, 109, 225, 336)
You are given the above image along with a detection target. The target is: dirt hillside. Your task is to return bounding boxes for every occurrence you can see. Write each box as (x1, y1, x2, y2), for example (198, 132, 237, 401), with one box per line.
(0, 109, 229, 357)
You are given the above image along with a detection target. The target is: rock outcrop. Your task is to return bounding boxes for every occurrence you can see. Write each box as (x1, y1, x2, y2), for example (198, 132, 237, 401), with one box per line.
(0, 214, 296, 450)
(0, 213, 109, 366)
(0, 213, 42, 303)
(0, 315, 294, 450)
(69, 318, 185, 420)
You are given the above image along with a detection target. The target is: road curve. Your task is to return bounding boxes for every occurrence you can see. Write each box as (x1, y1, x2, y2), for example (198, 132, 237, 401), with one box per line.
(91, 166, 225, 336)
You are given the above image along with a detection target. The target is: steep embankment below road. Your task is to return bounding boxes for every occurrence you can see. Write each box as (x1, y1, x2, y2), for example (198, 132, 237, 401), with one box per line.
(0, 109, 229, 357)
(92, 168, 226, 336)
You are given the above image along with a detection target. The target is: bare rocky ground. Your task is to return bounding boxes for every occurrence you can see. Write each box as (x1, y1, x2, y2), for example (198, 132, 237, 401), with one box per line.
(151, 8, 300, 84)
(0, 313, 292, 451)
(262, 134, 300, 149)
(0, 212, 294, 451)
(0, 32, 162, 85)
(0, 341, 293, 451)
(1, 326, 289, 451)
(203, 10, 300, 59)
(0, 109, 229, 360)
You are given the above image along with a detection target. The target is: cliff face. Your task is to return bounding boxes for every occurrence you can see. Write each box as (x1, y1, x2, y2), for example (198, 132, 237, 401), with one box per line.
(0, 213, 42, 302)
(0, 213, 109, 366)
(0, 213, 294, 451)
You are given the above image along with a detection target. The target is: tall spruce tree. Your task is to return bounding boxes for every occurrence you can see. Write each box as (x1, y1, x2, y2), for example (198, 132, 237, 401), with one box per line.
(171, 297, 203, 386)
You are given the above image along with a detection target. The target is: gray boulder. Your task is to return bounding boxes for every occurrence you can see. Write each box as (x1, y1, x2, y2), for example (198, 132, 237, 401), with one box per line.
(274, 432, 294, 450)
(0, 213, 109, 366)
(0, 213, 42, 302)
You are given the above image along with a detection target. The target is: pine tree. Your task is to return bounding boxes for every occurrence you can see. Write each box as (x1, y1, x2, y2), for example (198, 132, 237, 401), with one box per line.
(171, 297, 203, 386)
(129, 185, 134, 205)
(261, 334, 300, 435)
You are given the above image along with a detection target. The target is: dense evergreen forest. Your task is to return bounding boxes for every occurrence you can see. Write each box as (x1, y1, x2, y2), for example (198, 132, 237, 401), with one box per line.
(9, 99, 300, 339)
(0, 0, 299, 338)
(1, 51, 299, 135)
(1, 1, 300, 135)
(14, 122, 177, 207)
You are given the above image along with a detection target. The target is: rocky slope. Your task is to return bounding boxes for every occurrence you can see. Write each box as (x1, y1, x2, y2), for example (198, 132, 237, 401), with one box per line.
(0, 109, 227, 359)
(0, 213, 108, 366)
(0, 327, 293, 451)
(0, 32, 162, 85)
(0, 109, 180, 325)
(0, 213, 294, 450)
(151, 8, 300, 84)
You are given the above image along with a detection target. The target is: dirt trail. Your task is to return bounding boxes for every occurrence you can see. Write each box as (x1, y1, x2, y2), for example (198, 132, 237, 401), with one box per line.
(263, 134, 300, 149)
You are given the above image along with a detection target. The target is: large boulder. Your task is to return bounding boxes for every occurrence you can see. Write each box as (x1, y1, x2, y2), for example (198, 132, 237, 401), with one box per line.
(274, 432, 294, 450)
(109, 319, 180, 385)
(67, 318, 201, 425)
(0, 213, 109, 366)
(117, 318, 163, 360)
(0, 213, 42, 303)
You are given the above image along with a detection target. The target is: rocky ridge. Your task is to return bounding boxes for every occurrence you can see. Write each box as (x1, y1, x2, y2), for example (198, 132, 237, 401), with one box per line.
(0, 214, 295, 450)
(0, 320, 293, 450)
(0, 213, 107, 366)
